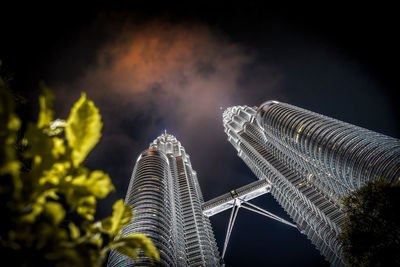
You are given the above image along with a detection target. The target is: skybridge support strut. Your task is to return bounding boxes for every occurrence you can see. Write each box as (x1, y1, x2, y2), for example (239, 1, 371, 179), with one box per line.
(239, 199, 297, 228)
(221, 199, 240, 259)
(219, 197, 297, 265)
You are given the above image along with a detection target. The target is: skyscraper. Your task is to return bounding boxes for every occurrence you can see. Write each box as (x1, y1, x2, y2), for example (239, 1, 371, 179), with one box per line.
(107, 132, 220, 267)
(223, 101, 400, 266)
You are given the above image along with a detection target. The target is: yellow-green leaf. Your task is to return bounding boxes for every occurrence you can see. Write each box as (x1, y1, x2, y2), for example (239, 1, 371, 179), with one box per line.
(8, 113, 21, 131)
(37, 83, 54, 129)
(101, 199, 132, 237)
(76, 195, 96, 221)
(87, 170, 114, 198)
(66, 92, 102, 167)
(24, 122, 55, 170)
(70, 170, 113, 198)
(68, 222, 80, 240)
(89, 233, 103, 248)
(43, 201, 65, 225)
(112, 234, 160, 263)
(51, 137, 66, 159)
(21, 189, 58, 223)
(0, 160, 20, 180)
(39, 161, 70, 186)
(115, 244, 139, 261)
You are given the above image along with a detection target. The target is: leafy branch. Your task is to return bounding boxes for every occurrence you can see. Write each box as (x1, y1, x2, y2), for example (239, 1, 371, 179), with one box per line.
(0, 66, 159, 266)
(339, 179, 400, 267)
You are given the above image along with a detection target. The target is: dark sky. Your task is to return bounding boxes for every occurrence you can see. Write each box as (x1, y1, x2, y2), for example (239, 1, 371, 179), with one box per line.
(1, 2, 399, 266)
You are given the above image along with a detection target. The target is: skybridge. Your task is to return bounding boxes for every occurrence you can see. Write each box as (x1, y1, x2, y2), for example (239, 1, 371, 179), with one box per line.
(202, 179, 297, 264)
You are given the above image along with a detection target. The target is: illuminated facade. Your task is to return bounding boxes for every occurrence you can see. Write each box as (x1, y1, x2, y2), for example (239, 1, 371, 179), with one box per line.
(107, 132, 220, 267)
(223, 101, 400, 266)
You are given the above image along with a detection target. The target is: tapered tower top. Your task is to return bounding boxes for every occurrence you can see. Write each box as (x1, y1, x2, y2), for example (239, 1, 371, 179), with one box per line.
(148, 131, 192, 164)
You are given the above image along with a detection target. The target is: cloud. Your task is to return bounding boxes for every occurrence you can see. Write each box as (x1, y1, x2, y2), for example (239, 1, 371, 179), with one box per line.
(79, 21, 253, 128)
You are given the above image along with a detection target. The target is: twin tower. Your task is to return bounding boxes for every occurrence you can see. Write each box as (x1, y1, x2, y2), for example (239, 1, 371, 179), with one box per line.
(108, 101, 400, 267)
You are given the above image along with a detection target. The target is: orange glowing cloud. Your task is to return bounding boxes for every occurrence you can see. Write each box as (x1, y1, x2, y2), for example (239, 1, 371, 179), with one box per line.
(78, 21, 253, 127)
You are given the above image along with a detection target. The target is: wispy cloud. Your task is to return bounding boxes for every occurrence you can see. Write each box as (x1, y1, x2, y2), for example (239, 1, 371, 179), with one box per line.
(79, 22, 253, 128)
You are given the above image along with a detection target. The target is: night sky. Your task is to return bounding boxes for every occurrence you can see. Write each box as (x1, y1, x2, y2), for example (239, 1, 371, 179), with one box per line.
(1, 3, 399, 266)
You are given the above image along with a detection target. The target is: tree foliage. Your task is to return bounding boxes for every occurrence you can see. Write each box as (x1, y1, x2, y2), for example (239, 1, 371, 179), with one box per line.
(339, 178, 400, 267)
(0, 67, 159, 266)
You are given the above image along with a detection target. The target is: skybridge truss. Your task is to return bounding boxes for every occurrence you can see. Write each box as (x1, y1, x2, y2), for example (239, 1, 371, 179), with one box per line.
(202, 179, 297, 264)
